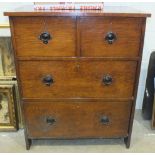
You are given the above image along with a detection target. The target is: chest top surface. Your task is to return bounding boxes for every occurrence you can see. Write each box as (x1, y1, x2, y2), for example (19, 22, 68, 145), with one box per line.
(4, 6, 151, 17)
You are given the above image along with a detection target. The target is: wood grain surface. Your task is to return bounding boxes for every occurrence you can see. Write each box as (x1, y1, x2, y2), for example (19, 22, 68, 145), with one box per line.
(80, 17, 142, 57)
(13, 17, 76, 57)
(4, 6, 151, 17)
(18, 60, 137, 99)
(6, 8, 150, 149)
(24, 101, 132, 138)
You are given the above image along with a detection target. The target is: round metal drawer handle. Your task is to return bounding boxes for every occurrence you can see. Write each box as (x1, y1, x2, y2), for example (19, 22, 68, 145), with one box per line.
(46, 116, 56, 125)
(105, 32, 117, 44)
(100, 116, 110, 125)
(42, 75, 54, 86)
(39, 32, 52, 44)
(102, 74, 113, 85)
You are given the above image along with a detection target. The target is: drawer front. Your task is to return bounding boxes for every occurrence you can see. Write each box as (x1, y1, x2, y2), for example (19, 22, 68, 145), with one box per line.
(80, 17, 142, 57)
(24, 101, 132, 138)
(18, 60, 137, 99)
(13, 17, 76, 57)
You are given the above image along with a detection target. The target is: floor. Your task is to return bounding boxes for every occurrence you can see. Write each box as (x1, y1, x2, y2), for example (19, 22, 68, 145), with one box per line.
(0, 110, 155, 153)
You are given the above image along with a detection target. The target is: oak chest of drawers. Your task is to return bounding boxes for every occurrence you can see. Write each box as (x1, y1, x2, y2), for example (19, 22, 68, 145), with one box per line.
(5, 7, 150, 150)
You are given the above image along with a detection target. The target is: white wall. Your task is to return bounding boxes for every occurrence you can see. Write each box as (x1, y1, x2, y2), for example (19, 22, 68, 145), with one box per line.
(0, 2, 155, 109)
(106, 2, 155, 109)
(0, 2, 33, 36)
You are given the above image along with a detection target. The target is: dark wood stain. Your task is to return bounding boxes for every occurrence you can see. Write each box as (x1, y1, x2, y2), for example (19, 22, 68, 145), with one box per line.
(18, 60, 137, 99)
(80, 17, 143, 57)
(24, 101, 132, 138)
(5, 8, 150, 149)
(12, 17, 76, 57)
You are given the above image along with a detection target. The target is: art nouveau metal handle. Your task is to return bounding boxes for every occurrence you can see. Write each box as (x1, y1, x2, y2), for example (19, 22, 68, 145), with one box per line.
(42, 75, 54, 86)
(102, 75, 113, 85)
(46, 116, 56, 125)
(39, 32, 51, 44)
(100, 116, 110, 125)
(105, 32, 117, 44)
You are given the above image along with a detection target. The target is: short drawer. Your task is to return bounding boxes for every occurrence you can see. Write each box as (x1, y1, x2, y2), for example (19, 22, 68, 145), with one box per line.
(18, 60, 137, 99)
(80, 17, 142, 57)
(24, 101, 132, 138)
(12, 17, 76, 57)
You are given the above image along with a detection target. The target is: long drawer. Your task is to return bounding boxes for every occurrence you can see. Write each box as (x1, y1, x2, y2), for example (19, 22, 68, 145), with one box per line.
(18, 60, 137, 99)
(24, 101, 132, 138)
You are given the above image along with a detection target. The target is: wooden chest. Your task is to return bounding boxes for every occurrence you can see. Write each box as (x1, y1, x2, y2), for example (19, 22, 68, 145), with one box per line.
(5, 7, 150, 150)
